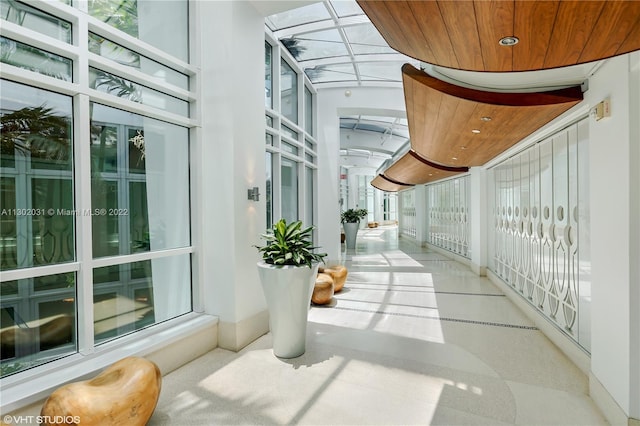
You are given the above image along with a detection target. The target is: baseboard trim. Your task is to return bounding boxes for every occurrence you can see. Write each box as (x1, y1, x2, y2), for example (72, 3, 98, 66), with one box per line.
(218, 309, 269, 352)
(424, 243, 472, 268)
(590, 373, 636, 426)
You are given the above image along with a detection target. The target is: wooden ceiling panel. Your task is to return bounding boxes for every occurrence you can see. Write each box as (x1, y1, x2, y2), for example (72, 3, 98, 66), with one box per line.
(370, 174, 414, 192)
(383, 151, 467, 186)
(581, 2, 640, 63)
(403, 1, 459, 68)
(474, 0, 514, 71)
(512, 1, 558, 71)
(402, 64, 583, 167)
(617, 12, 640, 56)
(436, 1, 484, 70)
(543, 1, 605, 69)
(357, 0, 640, 72)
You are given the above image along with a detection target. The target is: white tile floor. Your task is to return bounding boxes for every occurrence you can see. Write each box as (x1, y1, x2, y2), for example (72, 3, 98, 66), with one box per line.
(150, 226, 606, 425)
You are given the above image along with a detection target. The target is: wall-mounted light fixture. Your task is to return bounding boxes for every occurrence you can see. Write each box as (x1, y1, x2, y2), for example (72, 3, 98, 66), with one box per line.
(247, 187, 260, 201)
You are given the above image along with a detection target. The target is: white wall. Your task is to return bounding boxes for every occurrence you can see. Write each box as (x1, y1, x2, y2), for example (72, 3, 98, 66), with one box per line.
(588, 53, 640, 418)
(198, 1, 268, 349)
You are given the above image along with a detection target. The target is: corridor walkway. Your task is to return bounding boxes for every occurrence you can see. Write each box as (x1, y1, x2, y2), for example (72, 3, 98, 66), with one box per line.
(151, 226, 606, 425)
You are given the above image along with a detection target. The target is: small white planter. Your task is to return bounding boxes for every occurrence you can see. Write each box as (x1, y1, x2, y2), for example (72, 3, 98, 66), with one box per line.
(257, 261, 320, 358)
(343, 221, 360, 249)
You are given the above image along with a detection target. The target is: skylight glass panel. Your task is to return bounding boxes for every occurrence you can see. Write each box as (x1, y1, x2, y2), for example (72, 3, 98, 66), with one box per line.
(282, 28, 349, 62)
(266, 3, 331, 31)
(357, 62, 406, 82)
(344, 24, 397, 55)
(305, 63, 357, 83)
(361, 116, 396, 123)
(330, 1, 364, 17)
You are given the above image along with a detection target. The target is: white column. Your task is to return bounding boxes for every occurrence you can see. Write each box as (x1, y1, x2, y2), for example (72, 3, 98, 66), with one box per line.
(588, 52, 640, 422)
(198, 1, 267, 350)
(469, 167, 487, 275)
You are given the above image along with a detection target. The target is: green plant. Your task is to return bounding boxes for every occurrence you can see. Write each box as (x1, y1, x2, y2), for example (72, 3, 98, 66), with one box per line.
(341, 208, 368, 223)
(255, 219, 327, 268)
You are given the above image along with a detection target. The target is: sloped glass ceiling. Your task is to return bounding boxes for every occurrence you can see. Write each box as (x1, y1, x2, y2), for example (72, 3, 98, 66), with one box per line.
(266, 1, 419, 87)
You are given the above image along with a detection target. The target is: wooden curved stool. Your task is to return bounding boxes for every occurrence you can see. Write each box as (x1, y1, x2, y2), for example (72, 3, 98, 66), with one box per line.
(312, 273, 334, 305)
(320, 265, 348, 292)
(40, 356, 161, 426)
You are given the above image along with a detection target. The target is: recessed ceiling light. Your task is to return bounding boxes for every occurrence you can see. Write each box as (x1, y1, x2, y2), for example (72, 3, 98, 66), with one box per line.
(481, 116, 492, 121)
(452, 157, 458, 160)
(471, 129, 481, 134)
(499, 36, 519, 46)
(460, 146, 466, 150)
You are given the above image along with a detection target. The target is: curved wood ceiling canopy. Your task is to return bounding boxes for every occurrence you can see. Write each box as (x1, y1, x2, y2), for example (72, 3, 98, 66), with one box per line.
(372, 65, 582, 191)
(357, 0, 640, 72)
(371, 174, 414, 192)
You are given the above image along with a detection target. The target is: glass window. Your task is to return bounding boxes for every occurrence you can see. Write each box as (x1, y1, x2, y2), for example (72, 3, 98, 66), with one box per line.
(282, 142, 298, 155)
(305, 139, 314, 150)
(89, 67, 189, 117)
(87, 0, 188, 62)
(280, 59, 298, 124)
(265, 152, 273, 229)
(265, 133, 273, 146)
(305, 167, 313, 228)
(304, 86, 313, 136)
(282, 124, 298, 140)
(0, 79, 74, 271)
(283, 29, 348, 62)
(0, 37, 72, 81)
(357, 62, 406, 83)
(1, 273, 76, 377)
(343, 24, 397, 55)
(281, 158, 298, 223)
(1, 1, 71, 43)
(88, 33, 188, 90)
(266, 115, 273, 128)
(265, 2, 330, 31)
(93, 254, 191, 343)
(305, 153, 314, 164)
(90, 103, 190, 258)
(305, 63, 357, 84)
(265, 42, 272, 109)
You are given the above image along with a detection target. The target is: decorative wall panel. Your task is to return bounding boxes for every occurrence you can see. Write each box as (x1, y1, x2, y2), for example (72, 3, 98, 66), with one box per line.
(399, 189, 416, 238)
(426, 176, 470, 258)
(489, 118, 590, 351)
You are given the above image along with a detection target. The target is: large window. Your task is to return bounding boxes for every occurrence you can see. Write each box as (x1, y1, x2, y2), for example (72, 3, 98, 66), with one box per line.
(281, 58, 298, 124)
(87, 0, 189, 62)
(265, 35, 317, 230)
(281, 158, 298, 223)
(265, 42, 273, 109)
(1, 80, 76, 374)
(1, 0, 194, 378)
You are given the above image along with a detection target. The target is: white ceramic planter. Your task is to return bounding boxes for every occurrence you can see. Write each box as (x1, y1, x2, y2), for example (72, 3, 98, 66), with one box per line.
(343, 221, 360, 249)
(257, 261, 320, 358)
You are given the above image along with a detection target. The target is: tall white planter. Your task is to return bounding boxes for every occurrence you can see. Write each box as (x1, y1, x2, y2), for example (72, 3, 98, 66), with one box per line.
(343, 221, 360, 249)
(257, 261, 320, 358)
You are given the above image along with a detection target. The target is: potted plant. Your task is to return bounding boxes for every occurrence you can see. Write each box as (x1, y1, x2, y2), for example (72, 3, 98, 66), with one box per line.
(341, 208, 368, 249)
(255, 219, 327, 358)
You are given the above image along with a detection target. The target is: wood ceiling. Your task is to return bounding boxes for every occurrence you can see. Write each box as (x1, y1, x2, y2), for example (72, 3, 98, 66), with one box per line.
(357, 0, 640, 72)
(358, 0, 620, 191)
(371, 174, 414, 192)
(374, 65, 583, 191)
